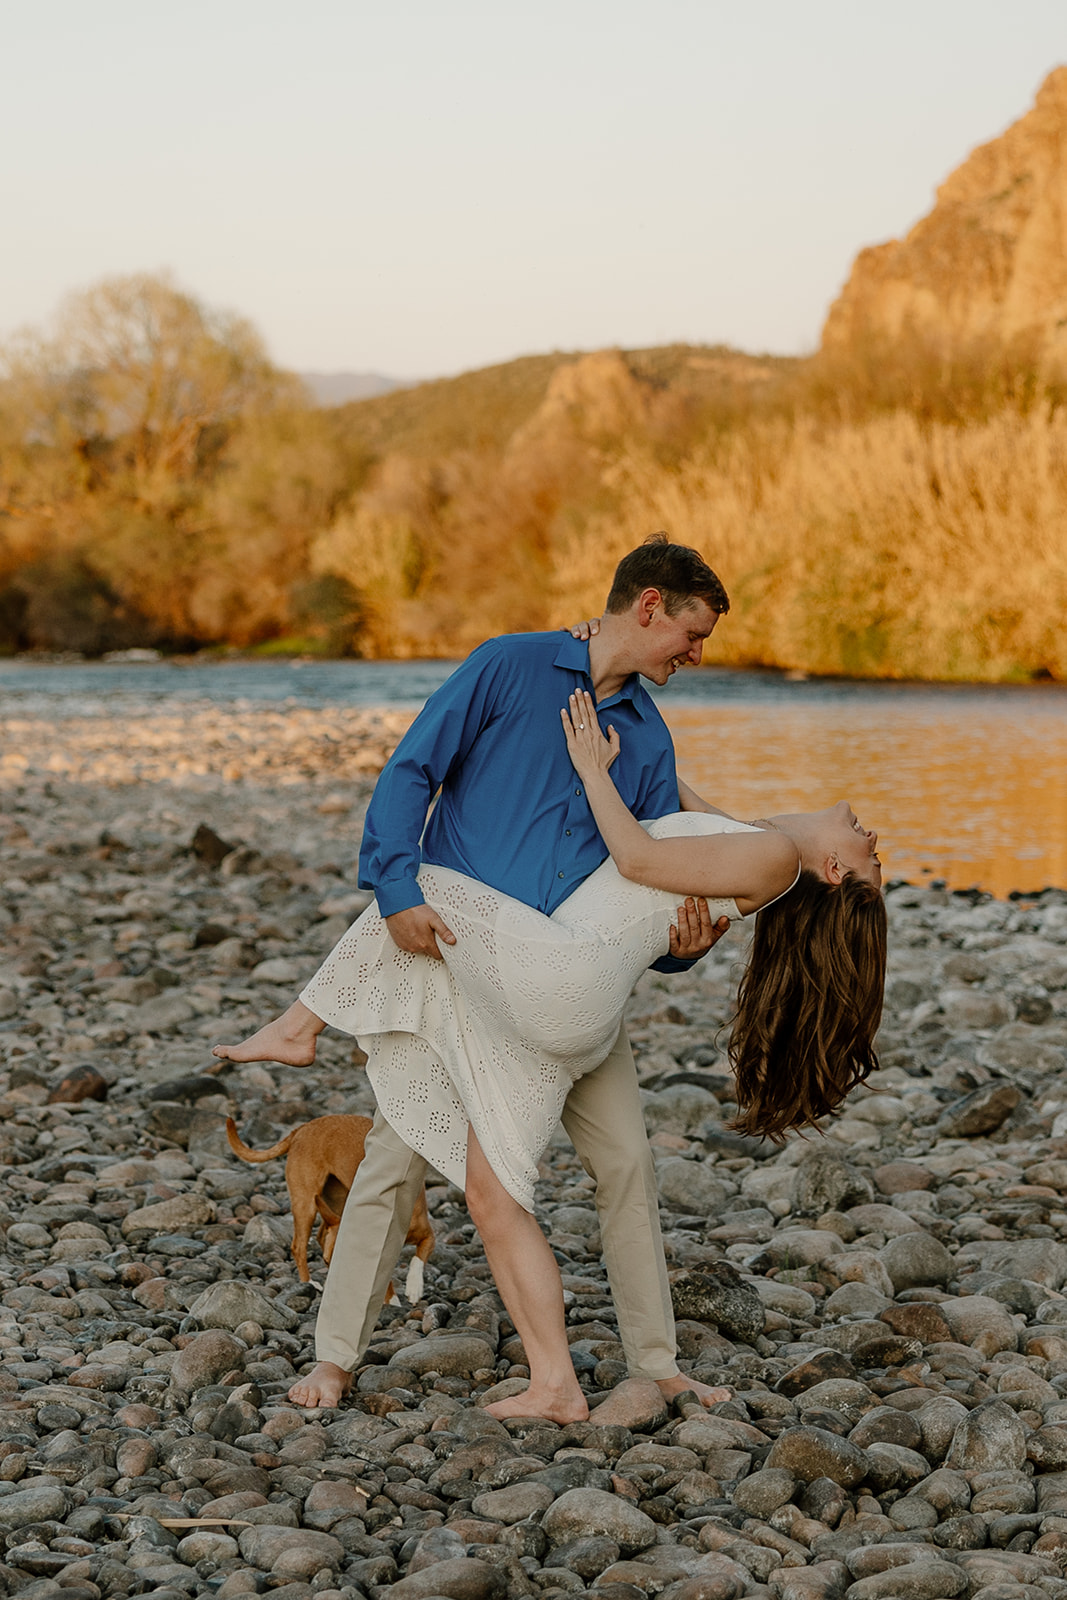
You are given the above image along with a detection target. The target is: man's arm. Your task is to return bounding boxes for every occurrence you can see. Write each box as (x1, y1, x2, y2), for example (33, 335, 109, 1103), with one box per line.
(677, 776, 737, 821)
(360, 643, 506, 953)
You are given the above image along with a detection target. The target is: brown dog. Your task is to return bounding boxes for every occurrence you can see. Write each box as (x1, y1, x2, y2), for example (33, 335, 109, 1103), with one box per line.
(225, 1113, 435, 1297)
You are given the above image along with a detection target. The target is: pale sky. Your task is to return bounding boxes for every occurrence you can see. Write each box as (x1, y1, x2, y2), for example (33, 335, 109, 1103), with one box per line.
(4, 0, 1066, 380)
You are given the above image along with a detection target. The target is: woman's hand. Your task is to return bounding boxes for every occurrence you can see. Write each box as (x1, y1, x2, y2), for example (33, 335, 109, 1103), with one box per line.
(567, 617, 602, 641)
(561, 688, 619, 781)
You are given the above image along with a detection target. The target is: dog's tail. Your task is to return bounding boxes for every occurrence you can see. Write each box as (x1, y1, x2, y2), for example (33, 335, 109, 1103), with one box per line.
(225, 1117, 298, 1164)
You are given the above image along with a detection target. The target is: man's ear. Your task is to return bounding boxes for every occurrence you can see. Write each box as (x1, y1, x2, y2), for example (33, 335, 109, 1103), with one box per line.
(636, 587, 663, 627)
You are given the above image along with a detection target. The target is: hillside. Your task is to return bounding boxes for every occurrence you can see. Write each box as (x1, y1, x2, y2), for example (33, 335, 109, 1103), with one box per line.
(299, 371, 404, 405)
(823, 66, 1067, 359)
(327, 344, 794, 462)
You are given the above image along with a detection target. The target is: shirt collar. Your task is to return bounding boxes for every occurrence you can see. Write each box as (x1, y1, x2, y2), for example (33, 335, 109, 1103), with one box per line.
(552, 635, 648, 719)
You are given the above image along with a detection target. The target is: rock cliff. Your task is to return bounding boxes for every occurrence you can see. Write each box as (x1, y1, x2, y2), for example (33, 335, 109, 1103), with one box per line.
(822, 66, 1067, 356)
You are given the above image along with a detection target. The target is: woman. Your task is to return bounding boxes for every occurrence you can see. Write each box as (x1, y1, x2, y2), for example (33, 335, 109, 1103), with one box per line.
(216, 690, 886, 1420)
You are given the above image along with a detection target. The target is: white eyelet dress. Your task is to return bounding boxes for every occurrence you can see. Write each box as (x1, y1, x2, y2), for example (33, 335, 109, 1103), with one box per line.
(300, 812, 759, 1212)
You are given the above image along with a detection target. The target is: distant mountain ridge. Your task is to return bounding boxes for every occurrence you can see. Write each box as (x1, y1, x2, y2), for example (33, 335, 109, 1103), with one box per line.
(823, 66, 1067, 357)
(299, 370, 406, 406)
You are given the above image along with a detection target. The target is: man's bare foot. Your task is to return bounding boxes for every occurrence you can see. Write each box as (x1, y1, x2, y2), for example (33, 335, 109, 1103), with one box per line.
(657, 1374, 731, 1408)
(482, 1382, 589, 1424)
(288, 1361, 351, 1408)
(213, 999, 324, 1067)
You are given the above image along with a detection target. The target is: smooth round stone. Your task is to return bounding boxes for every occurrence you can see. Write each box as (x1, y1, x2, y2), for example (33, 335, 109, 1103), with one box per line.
(849, 1203, 924, 1237)
(390, 1332, 496, 1377)
(910, 1468, 971, 1515)
(541, 1487, 658, 1555)
(878, 1232, 955, 1292)
(6, 1224, 53, 1248)
(848, 1543, 939, 1578)
(0, 1484, 69, 1529)
(655, 1156, 730, 1212)
(542, 1535, 621, 1580)
(470, 1481, 553, 1523)
(791, 1379, 874, 1422)
(917, 1395, 971, 1461)
(765, 1426, 871, 1487)
(302, 1480, 370, 1530)
(176, 1530, 239, 1563)
(237, 1524, 343, 1580)
(881, 1301, 953, 1343)
(730, 1467, 797, 1518)
(932, 1512, 989, 1550)
(940, 1296, 1019, 1354)
(946, 1400, 1028, 1473)
(169, 1329, 246, 1391)
(823, 1281, 893, 1319)
(792, 1149, 875, 1213)
(120, 1193, 216, 1238)
(380, 1556, 508, 1599)
(152, 1234, 207, 1257)
(187, 1280, 298, 1332)
(751, 1229, 844, 1269)
(874, 1161, 934, 1195)
(1025, 1425, 1067, 1470)
(849, 1407, 923, 1452)
(888, 1496, 940, 1530)
(669, 1264, 765, 1343)
(846, 1558, 967, 1598)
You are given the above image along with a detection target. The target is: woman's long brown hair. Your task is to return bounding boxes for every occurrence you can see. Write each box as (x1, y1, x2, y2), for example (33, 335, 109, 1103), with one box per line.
(729, 869, 887, 1140)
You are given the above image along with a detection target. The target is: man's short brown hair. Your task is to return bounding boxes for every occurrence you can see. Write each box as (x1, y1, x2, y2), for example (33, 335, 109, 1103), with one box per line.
(605, 532, 730, 617)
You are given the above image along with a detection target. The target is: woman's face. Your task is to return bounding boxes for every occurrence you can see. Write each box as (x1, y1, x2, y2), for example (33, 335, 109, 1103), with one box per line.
(820, 800, 882, 886)
(777, 800, 882, 886)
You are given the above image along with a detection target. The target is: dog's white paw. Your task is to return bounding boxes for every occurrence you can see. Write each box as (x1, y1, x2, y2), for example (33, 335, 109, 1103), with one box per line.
(308, 1279, 326, 1294)
(405, 1257, 425, 1304)
(387, 1291, 402, 1307)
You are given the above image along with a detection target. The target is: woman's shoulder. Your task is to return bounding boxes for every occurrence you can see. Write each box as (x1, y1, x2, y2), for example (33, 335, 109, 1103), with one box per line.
(643, 812, 759, 841)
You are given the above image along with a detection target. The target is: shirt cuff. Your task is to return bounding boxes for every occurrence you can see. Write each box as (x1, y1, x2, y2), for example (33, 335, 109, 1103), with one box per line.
(373, 879, 426, 919)
(650, 954, 700, 975)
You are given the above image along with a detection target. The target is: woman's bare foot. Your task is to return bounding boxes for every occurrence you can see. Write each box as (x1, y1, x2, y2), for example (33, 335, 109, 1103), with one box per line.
(213, 999, 324, 1067)
(657, 1374, 732, 1408)
(482, 1382, 589, 1424)
(288, 1361, 351, 1407)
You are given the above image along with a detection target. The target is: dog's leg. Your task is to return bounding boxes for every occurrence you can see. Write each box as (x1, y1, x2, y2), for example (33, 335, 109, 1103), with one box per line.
(403, 1257, 424, 1304)
(289, 1193, 318, 1284)
(403, 1196, 435, 1303)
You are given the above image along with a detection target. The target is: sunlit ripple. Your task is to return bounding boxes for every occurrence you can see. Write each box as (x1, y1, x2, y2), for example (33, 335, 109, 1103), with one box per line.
(661, 700, 1067, 897)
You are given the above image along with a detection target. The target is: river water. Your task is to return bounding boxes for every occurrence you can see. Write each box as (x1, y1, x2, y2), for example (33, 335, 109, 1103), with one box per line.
(2, 658, 1064, 896)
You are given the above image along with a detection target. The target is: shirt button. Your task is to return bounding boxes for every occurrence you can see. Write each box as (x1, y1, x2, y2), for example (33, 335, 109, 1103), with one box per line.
(574, 788, 582, 797)
(565, 829, 572, 837)
(558, 871, 565, 879)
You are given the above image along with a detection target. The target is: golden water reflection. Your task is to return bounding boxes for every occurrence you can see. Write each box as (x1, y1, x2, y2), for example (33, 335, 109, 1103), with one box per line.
(662, 700, 1067, 897)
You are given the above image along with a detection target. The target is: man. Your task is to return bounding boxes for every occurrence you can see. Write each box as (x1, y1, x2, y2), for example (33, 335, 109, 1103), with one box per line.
(222, 534, 732, 1411)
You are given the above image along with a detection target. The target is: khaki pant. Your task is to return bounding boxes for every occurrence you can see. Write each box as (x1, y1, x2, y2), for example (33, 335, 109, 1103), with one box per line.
(315, 1022, 678, 1381)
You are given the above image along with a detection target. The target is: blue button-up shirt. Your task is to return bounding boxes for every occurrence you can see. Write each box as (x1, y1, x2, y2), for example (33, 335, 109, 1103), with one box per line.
(359, 631, 681, 920)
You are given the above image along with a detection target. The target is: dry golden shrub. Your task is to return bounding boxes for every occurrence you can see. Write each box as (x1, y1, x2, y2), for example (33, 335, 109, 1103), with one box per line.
(579, 408, 1067, 680)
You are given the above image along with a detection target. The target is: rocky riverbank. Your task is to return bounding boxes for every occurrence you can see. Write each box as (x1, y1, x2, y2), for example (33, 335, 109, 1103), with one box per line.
(1, 705, 1067, 1600)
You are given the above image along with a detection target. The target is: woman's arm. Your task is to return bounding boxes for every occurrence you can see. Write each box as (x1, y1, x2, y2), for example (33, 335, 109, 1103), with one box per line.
(562, 691, 798, 910)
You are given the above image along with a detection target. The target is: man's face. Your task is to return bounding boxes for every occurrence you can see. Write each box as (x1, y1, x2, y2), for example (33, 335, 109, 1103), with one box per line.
(636, 597, 720, 685)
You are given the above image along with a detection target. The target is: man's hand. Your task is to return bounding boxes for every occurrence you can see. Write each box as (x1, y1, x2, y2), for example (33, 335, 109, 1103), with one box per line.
(385, 905, 457, 960)
(669, 897, 729, 960)
(568, 617, 602, 641)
